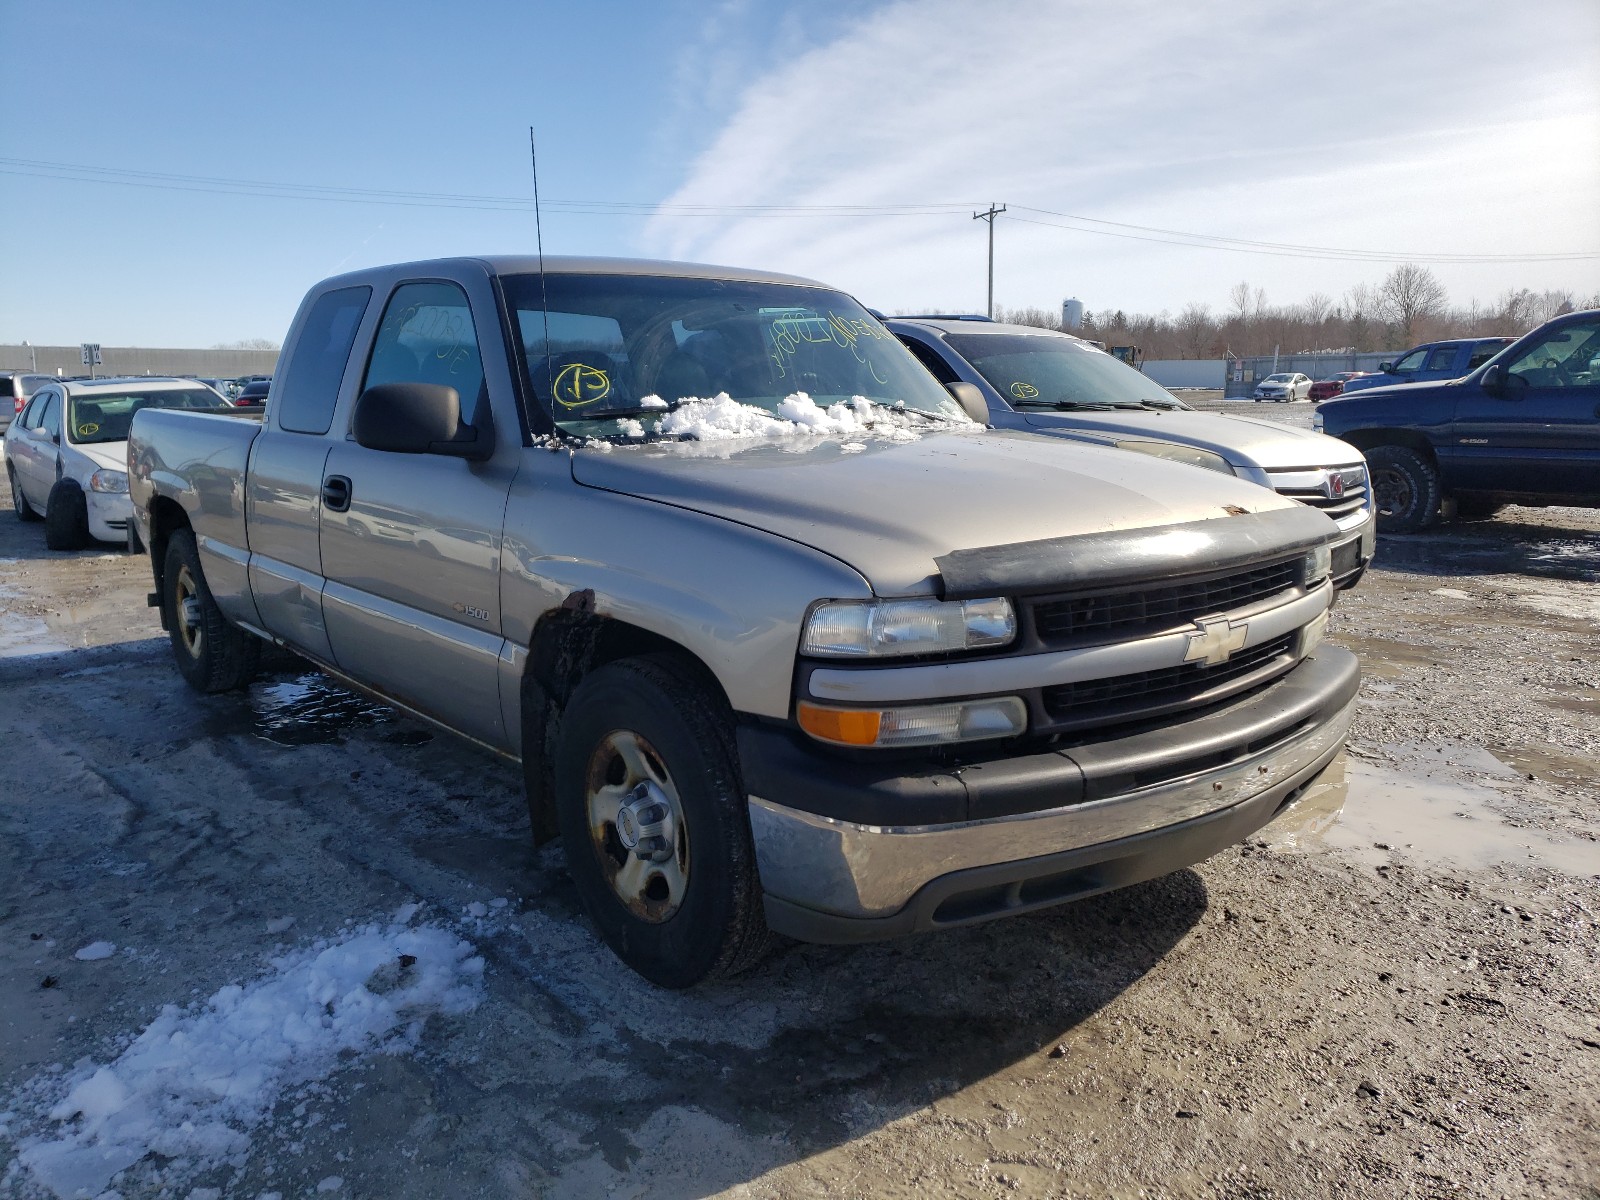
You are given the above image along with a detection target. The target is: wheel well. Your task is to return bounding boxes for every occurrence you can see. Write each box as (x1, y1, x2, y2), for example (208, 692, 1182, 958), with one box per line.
(147, 497, 192, 621)
(1341, 428, 1437, 463)
(518, 603, 728, 844)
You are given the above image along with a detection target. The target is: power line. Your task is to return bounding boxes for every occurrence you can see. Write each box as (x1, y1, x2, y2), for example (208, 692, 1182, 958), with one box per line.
(4, 156, 1594, 263)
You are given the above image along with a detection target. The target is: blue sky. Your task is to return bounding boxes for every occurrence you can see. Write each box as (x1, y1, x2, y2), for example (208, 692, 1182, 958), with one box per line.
(2, 0, 1596, 347)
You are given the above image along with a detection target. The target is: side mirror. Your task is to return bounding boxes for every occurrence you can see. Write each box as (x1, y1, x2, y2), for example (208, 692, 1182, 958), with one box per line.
(1480, 363, 1505, 395)
(945, 381, 991, 424)
(352, 383, 491, 460)
(1378, 362, 1394, 373)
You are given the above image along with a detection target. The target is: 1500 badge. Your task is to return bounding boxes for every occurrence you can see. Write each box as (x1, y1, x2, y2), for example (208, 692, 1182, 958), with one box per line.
(452, 602, 490, 621)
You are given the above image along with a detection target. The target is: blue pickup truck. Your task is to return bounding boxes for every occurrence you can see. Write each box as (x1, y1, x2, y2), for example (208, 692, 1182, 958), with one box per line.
(1339, 336, 1513, 394)
(1315, 310, 1600, 531)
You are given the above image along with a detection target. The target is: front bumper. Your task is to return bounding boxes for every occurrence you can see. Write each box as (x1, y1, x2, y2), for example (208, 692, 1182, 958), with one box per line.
(1330, 509, 1376, 591)
(744, 646, 1358, 942)
(86, 490, 133, 544)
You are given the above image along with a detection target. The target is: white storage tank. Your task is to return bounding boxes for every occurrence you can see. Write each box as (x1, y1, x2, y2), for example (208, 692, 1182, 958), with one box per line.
(1062, 298, 1085, 329)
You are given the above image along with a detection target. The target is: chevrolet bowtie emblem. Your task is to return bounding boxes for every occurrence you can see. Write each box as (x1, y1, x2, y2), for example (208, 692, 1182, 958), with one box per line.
(1184, 616, 1249, 666)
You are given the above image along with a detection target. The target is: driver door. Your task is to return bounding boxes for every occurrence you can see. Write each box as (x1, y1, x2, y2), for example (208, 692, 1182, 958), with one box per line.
(1447, 316, 1600, 496)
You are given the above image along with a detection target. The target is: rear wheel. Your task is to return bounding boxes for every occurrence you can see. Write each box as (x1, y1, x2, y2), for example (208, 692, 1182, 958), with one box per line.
(44, 480, 90, 550)
(554, 654, 769, 988)
(1368, 445, 1441, 533)
(163, 529, 260, 692)
(8, 467, 41, 522)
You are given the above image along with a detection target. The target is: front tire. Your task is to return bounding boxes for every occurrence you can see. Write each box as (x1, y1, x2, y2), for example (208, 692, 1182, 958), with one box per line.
(9, 467, 41, 522)
(554, 654, 769, 988)
(44, 480, 90, 550)
(162, 529, 260, 692)
(1368, 445, 1442, 533)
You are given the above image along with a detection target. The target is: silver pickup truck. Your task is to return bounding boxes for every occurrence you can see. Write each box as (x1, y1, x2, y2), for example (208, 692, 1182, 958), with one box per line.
(128, 256, 1359, 987)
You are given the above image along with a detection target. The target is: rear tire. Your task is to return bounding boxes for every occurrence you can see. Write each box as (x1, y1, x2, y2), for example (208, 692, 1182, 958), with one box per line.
(1368, 445, 1441, 533)
(554, 654, 770, 988)
(8, 467, 41, 522)
(162, 529, 260, 692)
(44, 480, 90, 550)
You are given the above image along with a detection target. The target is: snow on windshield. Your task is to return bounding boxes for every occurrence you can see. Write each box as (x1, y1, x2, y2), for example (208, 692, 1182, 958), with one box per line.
(648, 391, 967, 444)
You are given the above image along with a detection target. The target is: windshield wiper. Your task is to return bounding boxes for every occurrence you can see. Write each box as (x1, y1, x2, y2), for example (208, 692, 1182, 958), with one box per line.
(558, 400, 681, 421)
(1136, 398, 1184, 410)
(1011, 399, 1140, 411)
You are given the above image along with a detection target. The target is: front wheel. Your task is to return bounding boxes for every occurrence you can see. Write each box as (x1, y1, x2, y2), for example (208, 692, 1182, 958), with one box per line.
(163, 529, 260, 692)
(9, 467, 41, 522)
(1368, 445, 1442, 533)
(44, 480, 90, 550)
(554, 654, 770, 988)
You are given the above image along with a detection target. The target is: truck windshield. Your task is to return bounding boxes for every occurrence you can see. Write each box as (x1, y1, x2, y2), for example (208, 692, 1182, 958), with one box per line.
(944, 332, 1190, 411)
(68, 389, 221, 444)
(502, 273, 967, 437)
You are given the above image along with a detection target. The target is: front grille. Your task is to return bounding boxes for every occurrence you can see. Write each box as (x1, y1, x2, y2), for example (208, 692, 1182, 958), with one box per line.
(1029, 559, 1299, 648)
(1040, 633, 1296, 729)
(1273, 467, 1369, 521)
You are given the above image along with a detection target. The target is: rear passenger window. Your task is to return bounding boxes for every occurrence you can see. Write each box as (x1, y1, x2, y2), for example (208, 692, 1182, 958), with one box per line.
(1467, 342, 1504, 369)
(1424, 346, 1459, 371)
(901, 338, 961, 385)
(277, 286, 372, 435)
(363, 282, 486, 426)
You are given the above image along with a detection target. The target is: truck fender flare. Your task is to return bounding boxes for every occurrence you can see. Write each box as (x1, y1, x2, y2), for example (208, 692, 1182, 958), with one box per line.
(518, 606, 731, 846)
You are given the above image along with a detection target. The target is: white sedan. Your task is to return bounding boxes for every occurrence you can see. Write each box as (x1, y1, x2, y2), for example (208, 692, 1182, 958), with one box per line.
(1253, 372, 1312, 402)
(5, 378, 223, 550)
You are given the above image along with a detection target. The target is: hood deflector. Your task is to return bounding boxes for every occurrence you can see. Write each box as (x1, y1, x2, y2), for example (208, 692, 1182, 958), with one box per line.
(936, 505, 1337, 600)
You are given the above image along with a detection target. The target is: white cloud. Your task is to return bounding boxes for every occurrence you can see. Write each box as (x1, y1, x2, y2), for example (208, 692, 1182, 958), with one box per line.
(643, 0, 1600, 316)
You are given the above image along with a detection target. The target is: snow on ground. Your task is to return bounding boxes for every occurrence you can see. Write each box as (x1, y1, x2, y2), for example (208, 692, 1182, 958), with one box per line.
(3, 906, 484, 1200)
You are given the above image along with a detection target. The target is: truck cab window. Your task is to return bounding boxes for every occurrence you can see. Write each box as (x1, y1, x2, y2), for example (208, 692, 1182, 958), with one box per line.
(363, 282, 487, 426)
(277, 286, 372, 435)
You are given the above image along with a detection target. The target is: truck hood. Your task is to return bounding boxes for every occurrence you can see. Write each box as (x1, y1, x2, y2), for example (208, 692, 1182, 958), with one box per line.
(571, 428, 1315, 595)
(1020, 409, 1362, 470)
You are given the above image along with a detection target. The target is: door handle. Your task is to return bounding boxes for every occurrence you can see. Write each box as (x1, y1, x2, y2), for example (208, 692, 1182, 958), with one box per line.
(322, 475, 352, 512)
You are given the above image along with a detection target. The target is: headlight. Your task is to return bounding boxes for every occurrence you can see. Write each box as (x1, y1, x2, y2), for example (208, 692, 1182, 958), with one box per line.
(797, 696, 1027, 747)
(1304, 543, 1332, 585)
(88, 469, 128, 494)
(802, 597, 1015, 658)
(1312, 412, 1325, 432)
(1114, 440, 1234, 476)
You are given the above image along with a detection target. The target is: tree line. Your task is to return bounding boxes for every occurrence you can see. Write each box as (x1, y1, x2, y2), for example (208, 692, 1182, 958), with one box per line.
(994, 264, 1599, 360)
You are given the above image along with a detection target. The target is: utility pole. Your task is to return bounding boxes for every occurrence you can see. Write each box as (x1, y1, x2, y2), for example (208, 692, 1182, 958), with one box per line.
(973, 203, 1006, 318)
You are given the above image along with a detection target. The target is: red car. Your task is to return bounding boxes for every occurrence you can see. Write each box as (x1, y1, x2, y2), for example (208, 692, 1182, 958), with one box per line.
(1309, 372, 1368, 403)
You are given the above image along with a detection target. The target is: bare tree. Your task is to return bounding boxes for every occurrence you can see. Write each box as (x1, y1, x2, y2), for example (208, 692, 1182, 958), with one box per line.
(1300, 292, 1333, 326)
(1228, 281, 1253, 324)
(1175, 303, 1213, 358)
(1377, 263, 1448, 344)
(995, 305, 1063, 331)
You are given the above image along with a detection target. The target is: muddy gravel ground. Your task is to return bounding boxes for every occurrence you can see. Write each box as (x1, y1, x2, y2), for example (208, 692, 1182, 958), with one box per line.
(0, 478, 1596, 1199)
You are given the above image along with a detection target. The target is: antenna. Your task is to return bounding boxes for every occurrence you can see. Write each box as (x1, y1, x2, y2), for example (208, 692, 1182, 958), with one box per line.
(529, 127, 555, 412)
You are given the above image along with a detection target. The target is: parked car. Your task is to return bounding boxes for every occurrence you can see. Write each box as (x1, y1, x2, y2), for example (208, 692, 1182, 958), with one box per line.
(2, 371, 56, 435)
(1253, 373, 1312, 402)
(889, 318, 1374, 589)
(234, 379, 271, 404)
(1315, 309, 1600, 531)
(5, 377, 228, 549)
(1339, 337, 1513, 394)
(1308, 372, 1368, 403)
(128, 255, 1358, 987)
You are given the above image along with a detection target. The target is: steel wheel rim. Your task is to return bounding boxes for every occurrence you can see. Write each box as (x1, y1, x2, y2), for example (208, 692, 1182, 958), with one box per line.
(1372, 467, 1412, 517)
(174, 565, 205, 658)
(584, 729, 690, 922)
